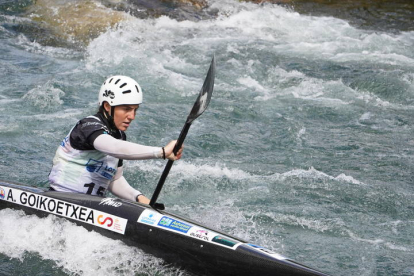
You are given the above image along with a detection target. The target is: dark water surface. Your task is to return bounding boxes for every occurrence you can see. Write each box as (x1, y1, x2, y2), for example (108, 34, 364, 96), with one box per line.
(293, 0, 414, 33)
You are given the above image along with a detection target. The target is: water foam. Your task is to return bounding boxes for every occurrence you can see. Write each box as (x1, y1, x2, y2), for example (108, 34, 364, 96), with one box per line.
(402, 73, 414, 93)
(210, 0, 414, 64)
(24, 108, 84, 121)
(127, 160, 251, 180)
(356, 90, 414, 110)
(276, 167, 363, 186)
(127, 160, 364, 190)
(84, 0, 414, 113)
(15, 33, 81, 59)
(0, 209, 185, 276)
(261, 212, 345, 234)
(22, 80, 65, 109)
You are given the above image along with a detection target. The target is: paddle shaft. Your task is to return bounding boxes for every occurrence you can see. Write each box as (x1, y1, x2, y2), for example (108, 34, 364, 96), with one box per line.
(149, 56, 215, 208)
(149, 121, 191, 207)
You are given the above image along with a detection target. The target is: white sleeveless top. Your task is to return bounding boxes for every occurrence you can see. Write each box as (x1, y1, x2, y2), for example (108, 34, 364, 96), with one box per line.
(49, 115, 122, 196)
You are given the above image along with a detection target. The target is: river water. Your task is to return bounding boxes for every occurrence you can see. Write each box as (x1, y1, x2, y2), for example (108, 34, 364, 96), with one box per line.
(0, 0, 413, 275)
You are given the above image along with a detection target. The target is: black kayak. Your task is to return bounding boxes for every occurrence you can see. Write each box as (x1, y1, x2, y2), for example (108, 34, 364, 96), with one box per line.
(0, 180, 330, 276)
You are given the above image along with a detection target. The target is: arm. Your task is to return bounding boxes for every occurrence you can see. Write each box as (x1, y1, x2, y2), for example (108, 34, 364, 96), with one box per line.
(94, 134, 162, 160)
(94, 134, 184, 161)
(108, 166, 150, 203)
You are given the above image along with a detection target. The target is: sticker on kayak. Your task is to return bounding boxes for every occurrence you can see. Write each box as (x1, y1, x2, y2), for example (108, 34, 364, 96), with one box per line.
(0, 187, 5, 199)
(188, 227, 241, 248)
(212, 235, 241, 248)
(137, 209, 162, 225)
(138, 210, 192, 233)
(138, 210, 242, 250)
(247, 244, 287, 260)
(158, 216, 192, 233)
(188, 227, 211, 242)
(0, 185, 128, 235)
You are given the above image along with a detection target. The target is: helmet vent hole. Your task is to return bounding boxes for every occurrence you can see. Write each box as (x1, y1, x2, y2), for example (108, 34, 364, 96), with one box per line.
(135, 85, 140, 93)
(120, 83, 127, 88)
(115, 79, 121, 84)
(122, 90, 131, 94)
(109, 78, 113, 83)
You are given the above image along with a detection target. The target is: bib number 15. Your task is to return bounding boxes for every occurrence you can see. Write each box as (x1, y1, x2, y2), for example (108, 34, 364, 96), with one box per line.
(84, 182, 105, 196)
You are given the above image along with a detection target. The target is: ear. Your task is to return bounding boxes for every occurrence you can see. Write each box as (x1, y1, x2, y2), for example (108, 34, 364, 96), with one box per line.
(103, 102, 111, 114)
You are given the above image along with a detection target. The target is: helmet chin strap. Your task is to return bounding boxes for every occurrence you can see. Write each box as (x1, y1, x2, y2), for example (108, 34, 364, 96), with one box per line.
(102, 105, 118, 132)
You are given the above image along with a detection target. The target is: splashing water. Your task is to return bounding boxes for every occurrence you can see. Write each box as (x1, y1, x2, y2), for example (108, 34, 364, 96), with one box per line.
(1, 0, 413, 275)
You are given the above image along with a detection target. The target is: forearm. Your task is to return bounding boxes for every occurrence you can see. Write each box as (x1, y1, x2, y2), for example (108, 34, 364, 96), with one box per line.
(108, 167, 142, 201)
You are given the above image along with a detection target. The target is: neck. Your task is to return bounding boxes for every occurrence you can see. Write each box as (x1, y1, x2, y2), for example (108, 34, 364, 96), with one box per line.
(100, 108, 118, 134)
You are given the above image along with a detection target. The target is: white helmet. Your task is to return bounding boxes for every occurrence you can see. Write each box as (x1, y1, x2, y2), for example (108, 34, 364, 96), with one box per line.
(99, 75, 143, 106)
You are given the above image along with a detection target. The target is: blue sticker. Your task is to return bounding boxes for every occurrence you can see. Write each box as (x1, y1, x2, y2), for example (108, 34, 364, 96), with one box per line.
(158, 216, 192, 233)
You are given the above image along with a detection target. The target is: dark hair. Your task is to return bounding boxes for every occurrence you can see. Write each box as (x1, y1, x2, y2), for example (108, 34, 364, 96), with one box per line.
(98, 104, 105, 114)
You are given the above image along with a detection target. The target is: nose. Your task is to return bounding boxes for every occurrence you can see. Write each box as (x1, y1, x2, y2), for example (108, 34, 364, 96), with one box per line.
(128, 110, 136, 120)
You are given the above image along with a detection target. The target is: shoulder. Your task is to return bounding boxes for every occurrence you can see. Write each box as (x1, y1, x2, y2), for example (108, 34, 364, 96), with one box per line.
(72, 115, 114, 137)
(77, 116, 108, 132)
(70, 115, 108, 150)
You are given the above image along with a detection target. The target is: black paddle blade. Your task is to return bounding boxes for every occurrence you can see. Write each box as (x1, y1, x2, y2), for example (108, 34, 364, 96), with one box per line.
(149, 56, 216, 207)
(187, 55, 216, 124)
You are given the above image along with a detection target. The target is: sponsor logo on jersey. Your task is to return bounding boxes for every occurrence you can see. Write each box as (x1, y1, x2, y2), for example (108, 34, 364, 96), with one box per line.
(60, 136, 69, 147)
(0, 185, 127, 234)
(81, 122, 102, 128)
(85, 159, 103, 173)
(101, 165, 116, 179)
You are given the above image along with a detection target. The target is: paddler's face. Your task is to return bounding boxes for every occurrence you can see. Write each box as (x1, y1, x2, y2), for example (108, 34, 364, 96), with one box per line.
(104, 102, 139, 131)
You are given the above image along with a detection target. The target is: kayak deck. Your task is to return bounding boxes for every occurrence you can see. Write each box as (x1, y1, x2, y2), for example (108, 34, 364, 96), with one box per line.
(0, 180, 330, 276)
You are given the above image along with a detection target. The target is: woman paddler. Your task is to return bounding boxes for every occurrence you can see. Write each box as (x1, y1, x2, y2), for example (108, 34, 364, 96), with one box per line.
(48, 76, 183, 207)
